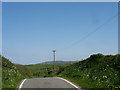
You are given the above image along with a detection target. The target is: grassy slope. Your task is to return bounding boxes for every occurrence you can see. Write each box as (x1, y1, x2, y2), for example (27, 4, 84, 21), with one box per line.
(2, 56, 32, 88)
(25, 63, 68, 77)
(25, 64, 54, 77)
(60, 54, 120, 88)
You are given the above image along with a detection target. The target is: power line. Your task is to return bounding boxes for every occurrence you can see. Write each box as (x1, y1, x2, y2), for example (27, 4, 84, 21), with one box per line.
(52, 14, 117, 62)
(63, 13, 117, 50)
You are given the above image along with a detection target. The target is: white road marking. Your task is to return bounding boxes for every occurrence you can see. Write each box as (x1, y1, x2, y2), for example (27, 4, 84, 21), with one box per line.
(55, 77, 81, 90)
(18, 79, 27, 90)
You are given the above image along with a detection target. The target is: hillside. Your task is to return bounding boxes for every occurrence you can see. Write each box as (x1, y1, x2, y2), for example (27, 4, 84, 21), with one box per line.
(2, 56, 32, 88)
(60, 53, 120, 88)
(40, 61, 78, 65)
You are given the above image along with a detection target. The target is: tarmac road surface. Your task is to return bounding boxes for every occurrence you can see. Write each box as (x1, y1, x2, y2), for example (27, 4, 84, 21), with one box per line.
(18, 77, 81, 90)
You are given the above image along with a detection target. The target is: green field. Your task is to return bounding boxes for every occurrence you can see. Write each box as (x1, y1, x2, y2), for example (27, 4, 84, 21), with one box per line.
(25, 63, 68, 77)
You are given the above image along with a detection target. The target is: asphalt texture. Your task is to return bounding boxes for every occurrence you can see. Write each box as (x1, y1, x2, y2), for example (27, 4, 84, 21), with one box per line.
(19, 77, 80, 90)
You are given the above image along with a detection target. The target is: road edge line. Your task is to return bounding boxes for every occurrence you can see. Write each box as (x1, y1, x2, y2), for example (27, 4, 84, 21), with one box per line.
(55, 77, 80, 90)
(18, 79, 27, 90)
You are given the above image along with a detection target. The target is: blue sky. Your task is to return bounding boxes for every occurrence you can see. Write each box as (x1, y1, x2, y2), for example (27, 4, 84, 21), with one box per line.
(0, 2, 1, 55)
(2, 2, 118, 65)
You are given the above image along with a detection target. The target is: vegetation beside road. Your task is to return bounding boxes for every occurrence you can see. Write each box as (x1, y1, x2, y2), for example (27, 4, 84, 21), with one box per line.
(60, 54, 120, 88)
(2, 56, 32, 88)
(2, 53, 120, 89)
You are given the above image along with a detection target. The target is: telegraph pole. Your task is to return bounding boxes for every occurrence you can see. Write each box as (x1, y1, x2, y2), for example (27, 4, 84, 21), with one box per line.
(52, 50, 56, 70)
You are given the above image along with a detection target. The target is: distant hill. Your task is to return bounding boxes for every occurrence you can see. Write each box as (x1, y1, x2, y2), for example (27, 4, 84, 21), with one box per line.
(41, 61, 78, 65)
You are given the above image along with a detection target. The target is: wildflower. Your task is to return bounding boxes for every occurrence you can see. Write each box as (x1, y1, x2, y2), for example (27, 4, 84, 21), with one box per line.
(103, 75, 107, 78)
(94, 77, 97, 80)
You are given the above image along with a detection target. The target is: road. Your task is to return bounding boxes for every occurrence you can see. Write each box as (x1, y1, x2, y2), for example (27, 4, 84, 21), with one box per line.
(18, 77, 81, 90)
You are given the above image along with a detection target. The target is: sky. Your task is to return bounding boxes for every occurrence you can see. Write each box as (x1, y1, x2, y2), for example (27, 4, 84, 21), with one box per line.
(0, 2, 2, 55)
(2, 2, 118, 65)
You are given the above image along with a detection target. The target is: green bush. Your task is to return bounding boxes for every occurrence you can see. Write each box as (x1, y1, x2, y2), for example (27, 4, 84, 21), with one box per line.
(61, 54, 120, 88)
(2, 56, 32, 88)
